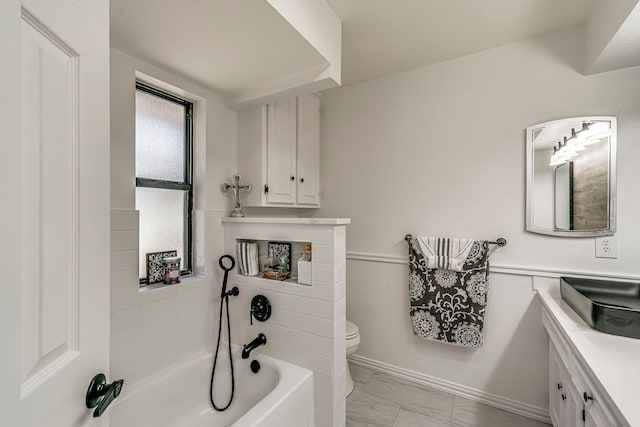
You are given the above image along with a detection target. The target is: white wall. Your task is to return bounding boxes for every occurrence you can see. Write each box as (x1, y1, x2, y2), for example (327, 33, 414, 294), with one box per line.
(315, 26, 640, 419)
(110, 49, 237, 388)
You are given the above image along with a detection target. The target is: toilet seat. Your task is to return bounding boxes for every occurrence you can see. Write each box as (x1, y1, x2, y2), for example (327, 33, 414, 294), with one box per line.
(345, 320, 360, 398)
(346, 320, 359, 340)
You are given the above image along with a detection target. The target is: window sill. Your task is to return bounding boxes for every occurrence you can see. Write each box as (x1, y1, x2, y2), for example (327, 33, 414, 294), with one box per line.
(138, 274, 206, 295)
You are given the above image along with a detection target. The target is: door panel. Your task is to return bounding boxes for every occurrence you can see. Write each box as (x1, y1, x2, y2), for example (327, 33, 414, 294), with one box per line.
(266, 98, 297, 204)
(296, 94, 320, 205)
(3, 0, 110, 425)
(20, 8, 80, 391)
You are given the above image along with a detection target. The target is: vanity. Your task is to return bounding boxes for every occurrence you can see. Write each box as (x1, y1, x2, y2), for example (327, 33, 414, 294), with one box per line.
(525, 115, 637, 425)
(538, 285, 640, 427)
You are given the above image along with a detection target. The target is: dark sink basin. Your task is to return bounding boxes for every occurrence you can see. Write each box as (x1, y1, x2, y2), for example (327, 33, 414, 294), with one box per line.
(560, 276, 640, 339)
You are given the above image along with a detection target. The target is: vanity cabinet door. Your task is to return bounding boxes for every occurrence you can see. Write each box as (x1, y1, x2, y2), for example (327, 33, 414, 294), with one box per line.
(583, 400, 615, 427)
(571, 357, 617, 427)
(542, 305, 623, 427)
(549, 340, 564, 426)
(564, 379, 582, 427)
(549, 338, 579, 427)
(266, 98, 297, 204)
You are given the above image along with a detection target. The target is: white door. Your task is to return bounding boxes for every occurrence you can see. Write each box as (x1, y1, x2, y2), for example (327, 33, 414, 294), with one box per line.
(296, 94, 320, 206)
(0, 0, 111, 425)
(266, 98, 297, 204)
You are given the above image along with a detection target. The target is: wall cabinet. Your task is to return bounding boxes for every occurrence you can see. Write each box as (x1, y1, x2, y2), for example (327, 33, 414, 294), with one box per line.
(543, 309, 619, 427)
(238, 94, 320, 207)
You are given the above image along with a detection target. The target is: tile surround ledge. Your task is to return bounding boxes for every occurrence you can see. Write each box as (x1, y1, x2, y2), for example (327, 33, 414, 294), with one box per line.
(537, 287, 640, 427)
(221, 217, 351, 225)
(223, 217, 349, 426)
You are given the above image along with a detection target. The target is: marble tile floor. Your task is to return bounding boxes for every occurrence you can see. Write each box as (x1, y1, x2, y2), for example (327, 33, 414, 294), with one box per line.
(346, 363, 551, 427)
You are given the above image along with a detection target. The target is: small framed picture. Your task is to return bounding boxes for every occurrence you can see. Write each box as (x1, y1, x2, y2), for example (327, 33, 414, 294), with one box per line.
(146, 250, 177, 284)
(267, 242, 292, 273)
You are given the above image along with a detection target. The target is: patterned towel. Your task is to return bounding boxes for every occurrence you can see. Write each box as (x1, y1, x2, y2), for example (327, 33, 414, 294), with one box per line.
(408, 237, 489, 348)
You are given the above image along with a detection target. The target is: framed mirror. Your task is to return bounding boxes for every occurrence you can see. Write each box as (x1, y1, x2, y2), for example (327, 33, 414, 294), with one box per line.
(526, 116, 617, 237)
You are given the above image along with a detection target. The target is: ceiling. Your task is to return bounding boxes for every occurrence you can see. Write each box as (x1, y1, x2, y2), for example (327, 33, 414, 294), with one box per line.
(110, 0, 326, 100)
(111, 0, 604, 100)
(327, 0, 597, 84)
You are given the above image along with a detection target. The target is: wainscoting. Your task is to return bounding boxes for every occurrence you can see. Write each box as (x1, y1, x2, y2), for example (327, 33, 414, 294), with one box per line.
(344, 251, 640, 425)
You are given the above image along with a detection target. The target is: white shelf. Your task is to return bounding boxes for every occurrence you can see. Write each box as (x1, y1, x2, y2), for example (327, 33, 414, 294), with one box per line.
(222, 217, 350, 225)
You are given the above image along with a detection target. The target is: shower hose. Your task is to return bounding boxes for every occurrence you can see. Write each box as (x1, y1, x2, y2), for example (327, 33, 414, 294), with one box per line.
(209, 255, 238, 411)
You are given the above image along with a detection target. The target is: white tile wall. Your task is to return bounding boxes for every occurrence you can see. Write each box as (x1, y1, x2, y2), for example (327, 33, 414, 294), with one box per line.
(111, 306, 140, 333)
(273, 309, 334, 338)
(110, 209, 225, 389)
(108, 216, 348, 424)
(223, 220, 348, 427)
(314, 372, 333, 395)
(316, 408, 333, 427)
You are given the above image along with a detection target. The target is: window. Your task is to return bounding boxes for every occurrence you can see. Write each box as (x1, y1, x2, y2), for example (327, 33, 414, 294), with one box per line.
(135, 82, 193, 284)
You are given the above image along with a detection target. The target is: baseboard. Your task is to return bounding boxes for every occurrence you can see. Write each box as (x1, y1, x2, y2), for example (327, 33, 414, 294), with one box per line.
(348, 354, 551, 424)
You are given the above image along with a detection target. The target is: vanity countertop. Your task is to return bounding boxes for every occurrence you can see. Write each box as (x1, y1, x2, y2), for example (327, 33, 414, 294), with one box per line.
(537, 288, 640, 427)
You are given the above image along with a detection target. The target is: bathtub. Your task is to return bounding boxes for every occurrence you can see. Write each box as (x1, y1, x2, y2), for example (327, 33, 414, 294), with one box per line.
(109, 349, 314, 427)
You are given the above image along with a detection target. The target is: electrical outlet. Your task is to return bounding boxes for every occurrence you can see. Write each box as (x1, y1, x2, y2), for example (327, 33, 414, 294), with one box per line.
(595, 236, 617, 258)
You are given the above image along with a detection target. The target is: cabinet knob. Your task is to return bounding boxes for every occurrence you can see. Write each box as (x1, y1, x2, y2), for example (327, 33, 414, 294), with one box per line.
(290, 176, 295, 181)
(583, 392, 593, 403)
(561, 393, 566, 401)
(557, 383, 563, 390)
(300, 178, 304, 183)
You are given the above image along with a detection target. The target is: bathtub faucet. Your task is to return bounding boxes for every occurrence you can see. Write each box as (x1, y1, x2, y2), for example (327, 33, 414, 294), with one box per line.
(242, 333, 267, 359)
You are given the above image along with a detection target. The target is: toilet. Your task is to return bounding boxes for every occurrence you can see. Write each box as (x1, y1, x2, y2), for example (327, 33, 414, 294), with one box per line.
(345, 320, 361, 397)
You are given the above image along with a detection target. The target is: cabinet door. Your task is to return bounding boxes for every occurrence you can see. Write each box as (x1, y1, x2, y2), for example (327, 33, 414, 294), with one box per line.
(584, 407, 611, 427)
(549, 341, 564, 426)
(296, 94, 320, 205)
(582, 391, 617, 427)
(266, 98, 297, 204)
(564, 379, 582, 427)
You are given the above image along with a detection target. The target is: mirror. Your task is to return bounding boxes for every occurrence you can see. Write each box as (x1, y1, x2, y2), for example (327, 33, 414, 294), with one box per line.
(526, 116, 617, 237)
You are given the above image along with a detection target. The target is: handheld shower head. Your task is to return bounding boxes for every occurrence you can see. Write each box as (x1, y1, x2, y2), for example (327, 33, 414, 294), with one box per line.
(218, 255, 235, 297)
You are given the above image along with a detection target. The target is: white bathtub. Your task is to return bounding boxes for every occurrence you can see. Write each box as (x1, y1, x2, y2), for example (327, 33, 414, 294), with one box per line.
(110, 349, 314, 427)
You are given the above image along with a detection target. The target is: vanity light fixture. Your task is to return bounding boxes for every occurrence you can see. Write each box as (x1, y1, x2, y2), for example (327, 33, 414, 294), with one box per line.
(549, 138, 578, 166)
(566, 135, 586, 152)
(549, 121, 609, 166)
(581, 121, 611, 144)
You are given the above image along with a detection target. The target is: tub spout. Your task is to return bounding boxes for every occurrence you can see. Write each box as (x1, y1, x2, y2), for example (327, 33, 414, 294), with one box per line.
(242, 333, 267, 359)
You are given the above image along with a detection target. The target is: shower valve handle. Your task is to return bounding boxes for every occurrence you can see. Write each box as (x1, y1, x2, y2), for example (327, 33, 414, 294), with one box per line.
(250, 295, 272, 326)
